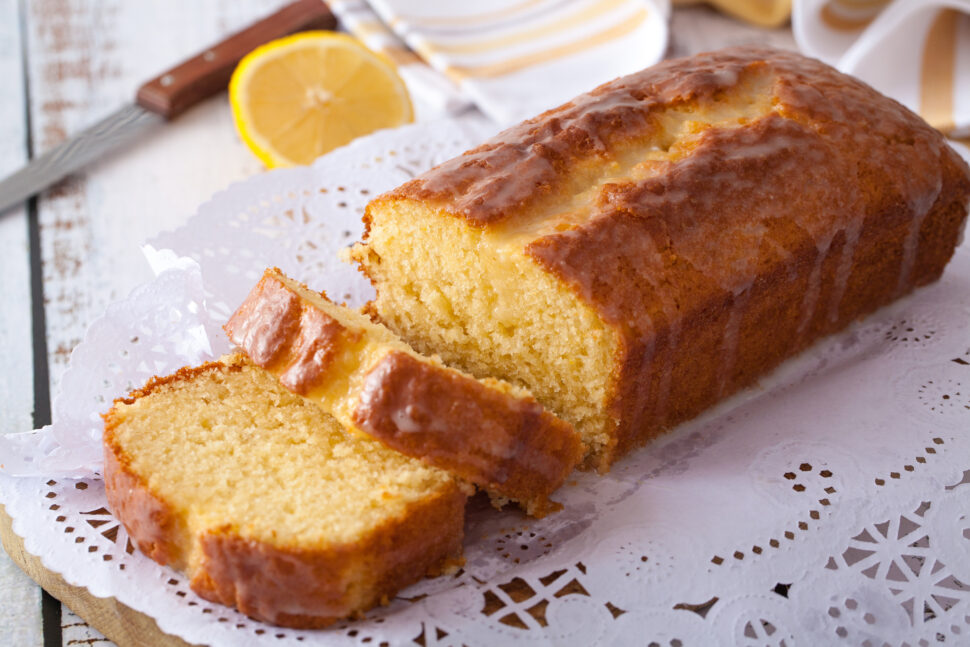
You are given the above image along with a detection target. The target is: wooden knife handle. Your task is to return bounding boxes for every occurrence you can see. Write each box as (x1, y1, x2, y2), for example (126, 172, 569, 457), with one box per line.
(136, 0, 337, 119)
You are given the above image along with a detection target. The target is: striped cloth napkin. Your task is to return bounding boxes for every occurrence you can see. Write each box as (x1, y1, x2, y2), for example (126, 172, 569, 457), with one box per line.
(327, 0, 474, 116)
(334, 0, 671, 125)
(794, 0, 970, 147)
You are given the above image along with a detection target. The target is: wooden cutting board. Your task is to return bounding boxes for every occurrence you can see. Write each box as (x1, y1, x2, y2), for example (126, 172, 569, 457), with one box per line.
(0, 505, 198, 647)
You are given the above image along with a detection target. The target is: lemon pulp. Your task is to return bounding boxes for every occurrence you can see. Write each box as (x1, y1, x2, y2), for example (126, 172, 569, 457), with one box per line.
(230, 32, 413, 168)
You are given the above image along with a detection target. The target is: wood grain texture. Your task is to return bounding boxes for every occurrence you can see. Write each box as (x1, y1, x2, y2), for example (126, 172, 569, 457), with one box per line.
(16, 2, 294, 643)
(62, 608, 115, 646)
(0, 0, 35, 438)
(24, 0, 286, 395)
(0, 553, 43, 647)
(0, 0, 43, 645)
(0, 507, 198, 647)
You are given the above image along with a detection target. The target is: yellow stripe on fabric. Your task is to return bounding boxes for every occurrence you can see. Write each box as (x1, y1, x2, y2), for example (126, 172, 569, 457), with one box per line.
(820, 4, 872, 31)
(394, 0, 547, 27)
(381, 45, 423, 66)
(920, 9, 959, 134)
(426, 0, 629, 55)
(672, 0, 791, 27)
(345, 20, 392, 40)
(818, 0, 887, 31)
(444, 7, 649, 80)
(835, 0, 891, 8)
(711, 0, 792, 28)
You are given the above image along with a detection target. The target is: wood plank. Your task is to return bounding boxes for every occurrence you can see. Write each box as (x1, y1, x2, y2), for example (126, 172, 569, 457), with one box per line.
(0, 0, 35, 436)
(0, 0, 44, 644)
(0, 507, 197, 647)
(63, 608, 115, 647)
(0, 554, 43, 647)
(23, 0, 286, 393)
(18, 2, 294, 643)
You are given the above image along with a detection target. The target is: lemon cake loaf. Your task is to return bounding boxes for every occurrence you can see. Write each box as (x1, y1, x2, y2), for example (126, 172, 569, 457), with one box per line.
(224, 268, 582, 517)
(103, 354, 466, 628)
(351, 46, 970, 469)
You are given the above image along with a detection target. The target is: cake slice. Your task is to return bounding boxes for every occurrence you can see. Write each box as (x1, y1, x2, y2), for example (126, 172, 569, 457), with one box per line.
(350, 46, 970, 469)
(224, 268, 583, 517)
(103, 354, 466, 628)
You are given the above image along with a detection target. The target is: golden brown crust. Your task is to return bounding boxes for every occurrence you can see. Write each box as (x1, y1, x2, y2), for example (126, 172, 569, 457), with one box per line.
(366, 46, 970, 468)
(108, 358, 244, 408)
(604, 193, 967, 463)
(382, 47, 968, 228)
(520, 63, 970, 466)
(102, 432, 186, 569)
(102, 360, 468, 629)
(227, 270, 582, 514)
(223, 271, 360, 395)
(103, 364, 235, 568)
(352, 350, 583, 516)
(188, 485, 466, 628)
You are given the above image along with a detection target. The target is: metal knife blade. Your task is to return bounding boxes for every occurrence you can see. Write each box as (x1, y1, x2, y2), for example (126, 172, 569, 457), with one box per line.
(0, 105, 163, 214)
(0, 0, 336, 216)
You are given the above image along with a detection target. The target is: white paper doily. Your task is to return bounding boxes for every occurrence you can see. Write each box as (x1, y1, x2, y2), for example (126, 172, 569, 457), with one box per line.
(2, 116, 970, 646)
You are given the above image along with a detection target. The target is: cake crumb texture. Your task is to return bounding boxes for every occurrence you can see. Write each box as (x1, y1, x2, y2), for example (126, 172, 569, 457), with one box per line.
(352, 46, 970, 469)
(224, 269, 583, 517)
(103, 354, 466, 628)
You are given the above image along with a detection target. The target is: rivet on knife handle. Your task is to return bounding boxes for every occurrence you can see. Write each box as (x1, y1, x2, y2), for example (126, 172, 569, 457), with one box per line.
(135, 0, 337, 120)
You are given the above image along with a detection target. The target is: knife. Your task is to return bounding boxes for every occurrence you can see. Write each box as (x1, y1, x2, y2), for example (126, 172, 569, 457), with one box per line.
(0, 0, 336, 216)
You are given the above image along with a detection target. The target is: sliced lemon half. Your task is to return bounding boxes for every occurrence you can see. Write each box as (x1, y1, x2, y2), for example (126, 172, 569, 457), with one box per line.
(230, 31, 413, 168)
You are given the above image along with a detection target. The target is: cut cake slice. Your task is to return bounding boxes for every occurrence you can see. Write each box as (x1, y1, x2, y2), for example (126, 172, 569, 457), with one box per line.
(103, 354, 466, 628)
(224, 268, 583, 517)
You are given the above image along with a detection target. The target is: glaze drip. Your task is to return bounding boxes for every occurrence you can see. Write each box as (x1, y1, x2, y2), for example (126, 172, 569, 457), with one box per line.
(897, 171, 944, 295)
(369, 46, 970, 465)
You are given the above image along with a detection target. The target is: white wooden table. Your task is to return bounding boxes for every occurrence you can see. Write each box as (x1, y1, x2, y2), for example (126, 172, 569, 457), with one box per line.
(0, 3, 793, 644)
